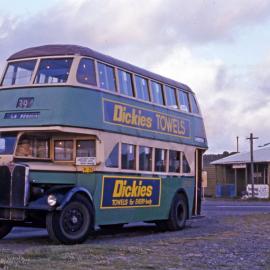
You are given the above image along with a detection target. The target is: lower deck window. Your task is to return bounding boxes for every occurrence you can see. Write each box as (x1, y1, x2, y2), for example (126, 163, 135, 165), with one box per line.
(139, 146, 152, 171)
(121, 143, 136, 170)
(54, 140, 73, 161)
(169, 150, 181, 173)
(182, 153, 191, 173)
(155, 148, 166, 172)
(105, 143, 119, 168)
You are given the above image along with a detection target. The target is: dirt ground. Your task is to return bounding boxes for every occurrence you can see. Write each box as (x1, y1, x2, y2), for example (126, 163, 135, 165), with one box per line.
(0, 203, 270, 270)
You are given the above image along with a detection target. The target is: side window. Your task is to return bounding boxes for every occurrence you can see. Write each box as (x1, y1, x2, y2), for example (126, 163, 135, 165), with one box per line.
(165, 86, 177, 108)
(190, 94, 200, 114)
(139, 146, 152, 171)
(182, 153, 191, 173)
(105, 143, 119, 168)
(54, 140, 73, 161)
(76, 140, 95, 157)
(135, 75, 150, 101)
(118, 69, 134, 97)
(77, 58, 97, 85)
(178, 90, 191, 112)
(151, 81, 164, 105)
(169, 150, 181, 173)
(155, 148, 166, 172)
(98, 62, 116, 91)
(121, 143, 136, 170)
(16, 136, 50, 158)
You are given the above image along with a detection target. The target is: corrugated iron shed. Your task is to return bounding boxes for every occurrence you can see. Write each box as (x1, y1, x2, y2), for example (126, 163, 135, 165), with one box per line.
(211, 147, 270, 165)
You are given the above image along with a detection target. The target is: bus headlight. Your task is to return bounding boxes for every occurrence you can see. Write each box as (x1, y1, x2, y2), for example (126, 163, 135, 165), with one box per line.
(47, 194, 57, 206)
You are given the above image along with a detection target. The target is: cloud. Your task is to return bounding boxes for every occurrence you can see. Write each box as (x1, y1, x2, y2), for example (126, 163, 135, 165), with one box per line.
(1, 0, 270, 153)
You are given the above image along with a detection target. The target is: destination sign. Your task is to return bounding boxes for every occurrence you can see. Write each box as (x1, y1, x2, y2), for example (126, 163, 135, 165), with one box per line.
(103, 99, 190, 138)
(4, 112, 40, 119)
(100, 176, 161, 209)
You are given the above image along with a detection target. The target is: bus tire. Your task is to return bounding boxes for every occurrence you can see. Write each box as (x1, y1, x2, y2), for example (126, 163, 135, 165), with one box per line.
(0, 222, 12, 239)
(46, 194, 94, 244)
(167, 193, 187, 230)
(156, 193, 187, 231)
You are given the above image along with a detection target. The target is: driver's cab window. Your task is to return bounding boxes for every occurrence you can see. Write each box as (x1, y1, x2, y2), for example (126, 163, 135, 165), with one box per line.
(16, 135, 50, 158)
(54, 140, 73, 161)
(76, 140, 95, 157)
(53, 138, 96, 162)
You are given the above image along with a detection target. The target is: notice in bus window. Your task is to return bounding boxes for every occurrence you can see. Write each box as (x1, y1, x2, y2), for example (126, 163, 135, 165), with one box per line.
(100, 176, 161, 209)
(76, 157, 96, 166)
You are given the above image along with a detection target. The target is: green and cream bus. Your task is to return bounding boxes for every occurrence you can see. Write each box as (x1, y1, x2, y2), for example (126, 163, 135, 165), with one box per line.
(0, 45, 207, 244)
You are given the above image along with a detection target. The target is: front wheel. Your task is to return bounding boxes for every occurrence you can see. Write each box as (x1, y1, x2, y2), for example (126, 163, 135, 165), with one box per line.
(46, 195, 94, 244)
(156, 193, 188, 231)
(0, 222, 13, 239)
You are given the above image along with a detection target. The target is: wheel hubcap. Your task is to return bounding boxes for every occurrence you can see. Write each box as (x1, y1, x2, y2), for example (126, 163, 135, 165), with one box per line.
(63, 208, 84, 234)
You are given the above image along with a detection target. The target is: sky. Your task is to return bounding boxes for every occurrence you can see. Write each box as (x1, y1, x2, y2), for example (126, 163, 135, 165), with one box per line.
(1, 0, 270, 153)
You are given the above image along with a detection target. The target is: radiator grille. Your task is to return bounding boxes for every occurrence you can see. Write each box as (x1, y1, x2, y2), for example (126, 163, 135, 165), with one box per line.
(0, 164, 29, 220)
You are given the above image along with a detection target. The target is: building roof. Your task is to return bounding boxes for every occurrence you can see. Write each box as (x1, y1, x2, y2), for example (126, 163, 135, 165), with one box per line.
(7, 44, 191, 92)
(211, 146, 270, 165)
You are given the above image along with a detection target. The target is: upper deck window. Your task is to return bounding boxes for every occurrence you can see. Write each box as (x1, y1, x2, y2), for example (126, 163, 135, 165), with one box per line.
(151, 81, 164, 105)
(1, 60, 36, 86)
(135, 75, 150, 101)
(165, 86, 177, 108)
(178, 90, 191, 112)
(190, 94, 200, 114)
(76, 58, 97, 86)
(34, 58, 72, 84)
(98, 62, 116, 92)
(118, 69, 134, 97)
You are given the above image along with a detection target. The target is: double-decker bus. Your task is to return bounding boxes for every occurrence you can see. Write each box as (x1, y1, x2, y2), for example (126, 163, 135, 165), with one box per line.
(0, 45, 207, 244)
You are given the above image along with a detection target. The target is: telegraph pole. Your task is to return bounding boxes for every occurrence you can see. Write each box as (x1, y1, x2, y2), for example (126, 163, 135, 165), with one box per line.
(246, 133, 258, 198)
(236, 136, 239, 152)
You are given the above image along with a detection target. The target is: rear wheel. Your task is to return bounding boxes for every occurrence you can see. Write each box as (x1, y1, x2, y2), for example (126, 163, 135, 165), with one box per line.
(0, 222, 13, 239)
(46, 195, 94, 244)
(156, 193, 188, 231)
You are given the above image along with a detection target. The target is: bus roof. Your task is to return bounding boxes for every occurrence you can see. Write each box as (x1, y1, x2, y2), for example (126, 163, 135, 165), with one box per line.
(8, 44, 192, 92)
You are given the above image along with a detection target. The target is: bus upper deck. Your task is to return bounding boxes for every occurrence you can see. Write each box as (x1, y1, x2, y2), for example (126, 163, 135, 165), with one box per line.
(0, 45, 207, 150)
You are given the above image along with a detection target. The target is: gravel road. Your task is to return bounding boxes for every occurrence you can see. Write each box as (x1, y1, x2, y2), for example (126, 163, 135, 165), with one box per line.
(0, 199, 270, 270)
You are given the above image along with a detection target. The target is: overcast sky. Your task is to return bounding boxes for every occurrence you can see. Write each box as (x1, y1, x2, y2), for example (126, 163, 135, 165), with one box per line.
(1, 0, 270, 153)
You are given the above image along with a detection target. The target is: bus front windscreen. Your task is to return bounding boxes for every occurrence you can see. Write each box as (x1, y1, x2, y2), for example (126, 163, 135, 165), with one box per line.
(0, 133, 17, 155)
(34, 58, 73, 84)
(1, 60, 37, 86)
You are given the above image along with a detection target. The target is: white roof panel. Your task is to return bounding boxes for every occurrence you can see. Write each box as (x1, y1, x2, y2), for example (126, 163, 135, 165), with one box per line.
(211, 147, 270, 165)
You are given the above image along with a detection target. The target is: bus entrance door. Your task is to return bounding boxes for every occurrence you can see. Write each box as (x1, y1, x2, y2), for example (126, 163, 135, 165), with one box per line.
(193, 149, 203, 216)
